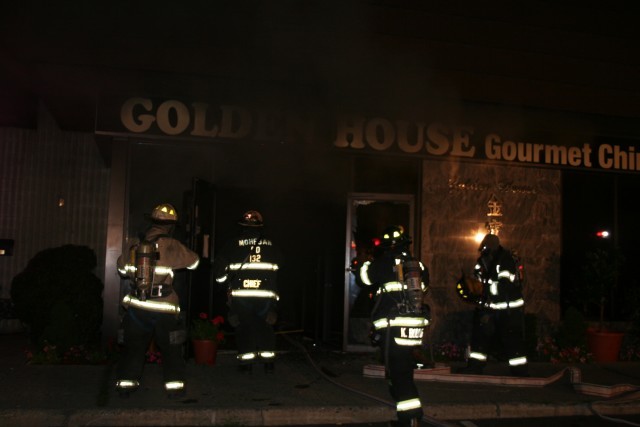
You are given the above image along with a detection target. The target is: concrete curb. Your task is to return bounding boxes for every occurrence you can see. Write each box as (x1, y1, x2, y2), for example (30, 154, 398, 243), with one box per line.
(3, 400, 640, 426)
(425, 400, 640, 421)
(0, 406, 396, 427)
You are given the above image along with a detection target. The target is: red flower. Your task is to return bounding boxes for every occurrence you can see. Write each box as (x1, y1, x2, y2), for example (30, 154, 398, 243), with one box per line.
(191, 312, 226, 343)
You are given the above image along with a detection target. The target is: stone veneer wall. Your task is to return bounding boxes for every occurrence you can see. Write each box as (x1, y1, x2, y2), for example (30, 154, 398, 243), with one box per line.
(421, 158, 562, 348)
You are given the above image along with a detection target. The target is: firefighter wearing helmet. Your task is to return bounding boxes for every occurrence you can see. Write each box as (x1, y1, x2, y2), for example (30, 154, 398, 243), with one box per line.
(115, 203, 200, 398)
(457, 233, 529, 377)
(357, 225, 430, 427)
(214, 210, 281, 373)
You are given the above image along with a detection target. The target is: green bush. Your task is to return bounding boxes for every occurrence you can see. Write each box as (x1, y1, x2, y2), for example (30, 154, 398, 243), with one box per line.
(555, 306, 588, 349)
(10, 245, 104, 355)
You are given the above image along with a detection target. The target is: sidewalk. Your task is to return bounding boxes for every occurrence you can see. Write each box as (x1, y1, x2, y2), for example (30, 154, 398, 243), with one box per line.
(2, 331, 640, 426)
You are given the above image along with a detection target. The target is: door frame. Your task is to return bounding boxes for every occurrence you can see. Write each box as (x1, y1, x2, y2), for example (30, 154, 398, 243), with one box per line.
(343, 192, 415, 352)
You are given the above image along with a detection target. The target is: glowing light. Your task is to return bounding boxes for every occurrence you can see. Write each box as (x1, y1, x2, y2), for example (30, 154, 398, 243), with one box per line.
(596, 230, 610, 238)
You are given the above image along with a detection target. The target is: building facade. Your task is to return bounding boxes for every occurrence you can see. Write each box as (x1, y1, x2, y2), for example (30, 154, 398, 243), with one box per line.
(1, 2, 639, 350)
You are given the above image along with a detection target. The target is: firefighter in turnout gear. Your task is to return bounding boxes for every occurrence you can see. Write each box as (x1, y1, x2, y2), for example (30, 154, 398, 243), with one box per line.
(214, 210, 281, 374)
(358, 225, 429, 427)
(458, 233, 529, 377)
(115, 203, 200, 398)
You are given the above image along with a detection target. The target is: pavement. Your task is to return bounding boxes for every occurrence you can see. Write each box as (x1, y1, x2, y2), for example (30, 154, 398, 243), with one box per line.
(2, 331, 640, 427)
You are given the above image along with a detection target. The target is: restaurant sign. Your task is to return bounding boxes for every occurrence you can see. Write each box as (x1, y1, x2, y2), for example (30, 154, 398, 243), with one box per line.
(96, 96, 640, 174)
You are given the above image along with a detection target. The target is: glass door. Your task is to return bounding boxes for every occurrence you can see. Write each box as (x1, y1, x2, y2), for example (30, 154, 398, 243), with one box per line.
(343, 193, 414, 352)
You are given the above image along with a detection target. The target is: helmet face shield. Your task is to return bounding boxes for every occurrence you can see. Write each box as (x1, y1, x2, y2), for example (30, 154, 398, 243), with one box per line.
(239, 210, 264, 227)
(150, 203, 178, 223)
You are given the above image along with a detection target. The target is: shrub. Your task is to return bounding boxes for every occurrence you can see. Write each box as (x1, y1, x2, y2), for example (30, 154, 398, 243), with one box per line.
(11, 245, 104, 356)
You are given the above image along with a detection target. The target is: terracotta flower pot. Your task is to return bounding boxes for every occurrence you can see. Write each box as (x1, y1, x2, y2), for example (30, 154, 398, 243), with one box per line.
(192, 339, 218, 365)
(586, 328, 624, 363)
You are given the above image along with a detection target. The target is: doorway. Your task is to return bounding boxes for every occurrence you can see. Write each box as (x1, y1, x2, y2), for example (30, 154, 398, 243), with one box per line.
(343, 193, 414, 352)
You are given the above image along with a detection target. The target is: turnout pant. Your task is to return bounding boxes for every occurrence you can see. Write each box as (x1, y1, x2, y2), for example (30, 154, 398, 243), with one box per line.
(116, 307, 186, 390)
(380, 327, 424, 425)
(230, 296, 276, 363)
(469, 306, 528, 373)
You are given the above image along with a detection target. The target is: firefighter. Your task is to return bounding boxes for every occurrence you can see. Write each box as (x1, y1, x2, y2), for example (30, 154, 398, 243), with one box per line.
(459, 233, 529, 377)
(115, 203, 200, 398)
(358, 225, 429, 427)
(214, 210, 281, 374)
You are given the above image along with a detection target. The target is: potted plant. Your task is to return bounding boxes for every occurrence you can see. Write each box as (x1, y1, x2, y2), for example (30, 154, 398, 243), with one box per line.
(580, 245, 625, 362)
(190, 312, 225, 365)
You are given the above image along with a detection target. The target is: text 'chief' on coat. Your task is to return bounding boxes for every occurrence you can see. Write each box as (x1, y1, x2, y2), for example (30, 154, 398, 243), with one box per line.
(214, 210, 282, 374)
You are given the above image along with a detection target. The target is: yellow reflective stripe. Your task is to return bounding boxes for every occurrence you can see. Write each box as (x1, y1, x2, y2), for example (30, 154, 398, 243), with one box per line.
(373, 317, 429, 329)
(373, 318, 389, 330)
(394, 337, 422, 346)
(469, 351, 487, 361)
(489, 282, 498, 295)
(238, 352, 257, 360)
(122, 264, 136, 274)
(259, 351, 275, 359)
(231, 289, 279, 300)
(122, 295, 180, 313)
(498, 270, 516, 282)
(360, 261, 372, 285)
(383, 281, 404, 292)
(187, 259, 200, 270)
(154, 266, 174, 277)
(164, 381, 184, 391)
(116, 380, 139, 389)
(216, 274, 228, 283)
(228, 262, 279, 271)
(397, 397, 422, 412)
(509, 356, 528, 366)
(488, 298, 524, 310)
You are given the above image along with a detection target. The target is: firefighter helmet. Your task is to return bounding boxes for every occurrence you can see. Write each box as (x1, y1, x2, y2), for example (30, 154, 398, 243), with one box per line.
(380, 225, 411, 248)
(239, 210, 264, 227)
(478, 233, 500, 253)
(150, 203, 178, 223)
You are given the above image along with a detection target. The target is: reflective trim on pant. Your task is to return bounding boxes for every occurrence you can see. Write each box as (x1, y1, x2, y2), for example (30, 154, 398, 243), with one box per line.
(397, 397, 422, 412)
(238, 352, 257, 361)
(259, 351, 275, 359)
(116, 308, 186, 391)
(509, 356, 528, 366)
(231, 297, 277, 361)
(164, 381, 185, 391)
(116, 379, 140, 389)
(469, 351, 487, 361)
